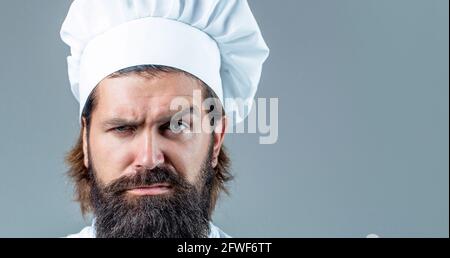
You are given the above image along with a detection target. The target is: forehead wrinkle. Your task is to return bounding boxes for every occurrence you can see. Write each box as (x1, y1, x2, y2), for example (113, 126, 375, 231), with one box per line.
(105, 95, 197, 124)
(96, 74, 204, 124)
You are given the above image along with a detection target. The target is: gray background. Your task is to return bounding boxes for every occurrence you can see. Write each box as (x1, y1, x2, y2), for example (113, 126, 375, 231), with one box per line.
(0, 0, 448, 237)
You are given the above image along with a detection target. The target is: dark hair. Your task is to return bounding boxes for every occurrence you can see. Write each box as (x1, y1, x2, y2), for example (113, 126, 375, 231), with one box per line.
(66, 65, 232, 215)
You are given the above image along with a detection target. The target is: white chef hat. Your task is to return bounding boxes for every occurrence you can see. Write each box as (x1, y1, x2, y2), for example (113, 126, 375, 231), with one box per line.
(60, 0, 269, 125)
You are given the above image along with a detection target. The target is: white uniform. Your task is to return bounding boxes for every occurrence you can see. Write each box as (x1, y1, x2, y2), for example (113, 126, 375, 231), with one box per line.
(66, 220, 231, 238)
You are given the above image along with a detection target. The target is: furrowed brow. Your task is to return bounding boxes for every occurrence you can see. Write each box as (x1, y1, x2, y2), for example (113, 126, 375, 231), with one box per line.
(101, 107, 197, 128)
(158, 106, 198, 123)
(102, 118, 143, 129)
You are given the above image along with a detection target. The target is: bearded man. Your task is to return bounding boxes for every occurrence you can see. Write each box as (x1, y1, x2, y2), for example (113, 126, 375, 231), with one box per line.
(60, 0, 269, 238)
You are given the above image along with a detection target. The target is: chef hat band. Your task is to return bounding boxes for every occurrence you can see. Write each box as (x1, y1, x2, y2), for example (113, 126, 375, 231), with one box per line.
(77, 17, 222, 119)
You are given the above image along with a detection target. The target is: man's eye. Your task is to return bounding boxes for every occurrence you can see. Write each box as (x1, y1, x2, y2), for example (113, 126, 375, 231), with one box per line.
(167, 120, 189, 134)
(113, 126, 135, 134)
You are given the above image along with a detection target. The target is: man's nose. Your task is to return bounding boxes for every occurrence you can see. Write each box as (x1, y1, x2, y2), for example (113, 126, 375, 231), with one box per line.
(134, 130, 164, 170)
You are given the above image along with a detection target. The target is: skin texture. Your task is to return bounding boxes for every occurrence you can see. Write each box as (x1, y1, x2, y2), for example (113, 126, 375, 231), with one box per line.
(81, 72, 227, 191)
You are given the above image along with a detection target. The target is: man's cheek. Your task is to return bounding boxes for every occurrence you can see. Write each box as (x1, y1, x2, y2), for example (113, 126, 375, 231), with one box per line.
(169, 141, 202, 173)
(168, 157, 195, 184)
(91, 146, 134, 184)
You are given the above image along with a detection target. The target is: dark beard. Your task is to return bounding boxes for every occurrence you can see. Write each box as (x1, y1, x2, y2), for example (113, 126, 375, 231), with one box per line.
(89, 154, 214, 238)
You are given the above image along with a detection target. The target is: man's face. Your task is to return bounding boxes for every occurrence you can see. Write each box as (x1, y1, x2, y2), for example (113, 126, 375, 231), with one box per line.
(87, 72, 213, 186)
(82, 72, 226, 237)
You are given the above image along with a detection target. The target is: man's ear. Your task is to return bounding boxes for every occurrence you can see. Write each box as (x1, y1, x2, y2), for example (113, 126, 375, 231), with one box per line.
(82, 117, 89, 169)
(211, 115, 228, 168)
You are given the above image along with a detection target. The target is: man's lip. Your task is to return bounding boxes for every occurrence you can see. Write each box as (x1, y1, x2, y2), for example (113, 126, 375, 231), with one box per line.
(126, 183, 172, 196)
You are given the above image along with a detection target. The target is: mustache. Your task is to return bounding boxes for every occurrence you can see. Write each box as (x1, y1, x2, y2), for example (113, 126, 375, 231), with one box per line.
(99, 166, 192, 195)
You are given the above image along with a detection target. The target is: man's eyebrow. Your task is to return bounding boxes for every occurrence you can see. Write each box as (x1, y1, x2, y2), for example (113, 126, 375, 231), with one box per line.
(101, 106, 199, 128)
(158, 106, 198, 123)
(102, 118, 143, 128)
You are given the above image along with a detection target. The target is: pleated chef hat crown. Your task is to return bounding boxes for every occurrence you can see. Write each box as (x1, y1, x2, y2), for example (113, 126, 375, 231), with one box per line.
(60, 0, 269, 124)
